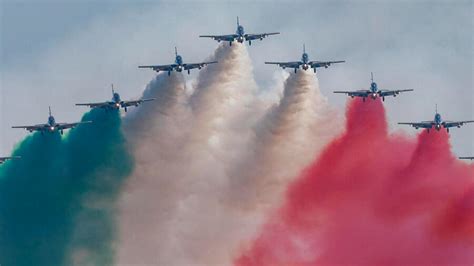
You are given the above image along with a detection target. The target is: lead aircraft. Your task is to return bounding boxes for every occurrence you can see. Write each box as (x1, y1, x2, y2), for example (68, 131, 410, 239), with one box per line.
(200, 17, 279, 46)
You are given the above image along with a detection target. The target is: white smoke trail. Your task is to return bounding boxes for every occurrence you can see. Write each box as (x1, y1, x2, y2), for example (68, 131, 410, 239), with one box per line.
(222, 70, 342, 261)
(117, 73, 191, 264)
(116, 44, 341, 265)
(117, 43, 263, 265)
(244, 70, 342, 207)
(156, 43, 263, 266)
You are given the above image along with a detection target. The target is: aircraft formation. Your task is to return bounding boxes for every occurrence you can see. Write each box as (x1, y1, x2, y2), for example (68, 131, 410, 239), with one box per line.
(2, 17, 472, 163)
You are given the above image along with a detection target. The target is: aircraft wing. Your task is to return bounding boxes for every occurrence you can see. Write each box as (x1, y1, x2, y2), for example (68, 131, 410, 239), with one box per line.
(265, 61, 301, 68)
(459, 156, 474, 160)
(245, 32, 280, 41)
(309, 60, 345, 68)
(121, 98, 156, 107)
(398, 121, 434, 128)
(138, 64, 176, 72)
(12, 124, 47, 131)
(333, 90, 370, 97)
(57, 121, 92, 130)
(0, 156, 20, 163)
(183, 61, 218, 70)
(199, 34, 238, 42)
(75, 101, 111, 108)
(379, 89, 414, 97)
(443, 120, 474, 128)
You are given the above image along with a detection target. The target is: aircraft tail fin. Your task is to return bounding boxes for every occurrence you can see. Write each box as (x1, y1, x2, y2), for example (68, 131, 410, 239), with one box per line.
(237, 16, 240, 26)
(371, 72, 374, 83)
(111, 84, 115, 94)
(48, 106, 52, 116)
(303, 43, 306, 54)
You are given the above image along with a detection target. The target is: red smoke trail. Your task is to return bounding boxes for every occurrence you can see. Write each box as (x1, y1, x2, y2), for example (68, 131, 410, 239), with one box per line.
(235, 98, 474, 266)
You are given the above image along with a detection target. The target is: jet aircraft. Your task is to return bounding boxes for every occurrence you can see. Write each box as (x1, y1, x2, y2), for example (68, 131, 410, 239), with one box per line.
(76, 84, 155, 112)
(0, 156, 20, 164)
(199, 17, 279, 46)
(138, 47, 217, 75)
(398, 106, 474, 133)
(12, 107, 91, 135)
(266, 44, 345, 73)
(334, 73, 413, 101)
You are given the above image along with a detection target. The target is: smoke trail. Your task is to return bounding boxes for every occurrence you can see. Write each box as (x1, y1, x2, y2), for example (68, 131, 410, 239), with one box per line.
(235, 99, 474, 265)
(0, 134, 65, 266)
(161, 43, 261, 266)
(117, 43, 263, 266)
(0, 109, 132, 266)
(64, 109, 133, 265)
(117, 72, 191, 263)
(117, 43, 344, 265)
(232, 70, 341, 208)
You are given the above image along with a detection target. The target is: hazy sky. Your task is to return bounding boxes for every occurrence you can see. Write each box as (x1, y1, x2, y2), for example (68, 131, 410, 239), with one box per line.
(1, 0, 472, 156)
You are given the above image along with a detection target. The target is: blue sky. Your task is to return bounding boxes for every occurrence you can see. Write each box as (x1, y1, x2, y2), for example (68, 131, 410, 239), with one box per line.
(1, 0, 472, 156)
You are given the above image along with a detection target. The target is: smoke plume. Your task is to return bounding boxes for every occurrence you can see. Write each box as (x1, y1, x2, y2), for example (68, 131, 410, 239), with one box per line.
(117, 43, 342, 266)
(0, 109, 132, 266)
(235, 98, 474, 266)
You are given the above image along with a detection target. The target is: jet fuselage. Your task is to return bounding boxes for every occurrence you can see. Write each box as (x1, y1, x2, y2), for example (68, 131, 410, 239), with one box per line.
(236, 25, 245, 43)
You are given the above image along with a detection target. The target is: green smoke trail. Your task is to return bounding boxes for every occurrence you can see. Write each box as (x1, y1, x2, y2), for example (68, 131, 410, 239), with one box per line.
(0, 109, 133, 266)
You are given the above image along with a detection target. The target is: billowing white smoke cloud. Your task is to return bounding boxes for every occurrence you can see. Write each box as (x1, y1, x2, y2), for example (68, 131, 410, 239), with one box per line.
(117, 72, 191, 263)
(117, 43, 261, 265)
(117, 44, 341, 266)
(231, 70, 342, 211)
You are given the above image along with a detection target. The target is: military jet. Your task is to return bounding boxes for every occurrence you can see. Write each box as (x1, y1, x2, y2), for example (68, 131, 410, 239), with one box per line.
(0, 156, 20, 164)
(266, 44, 345, 73)
(398, 106, 474, 133)
(76, 84, 155, 112)
(200, 17, 279, 46)
(12, 107, 91, 135)
(334, 73, 413, 102)
(138, 47, 217, 75)
(459, 156, 474, 160)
